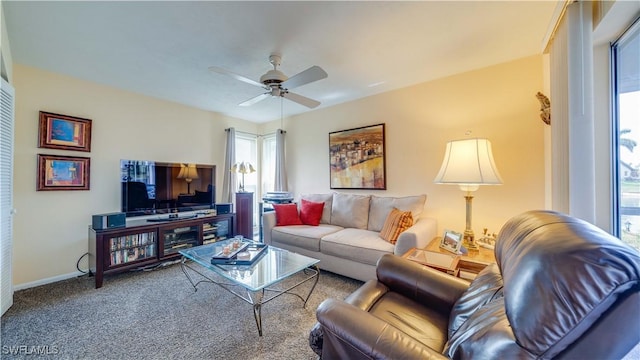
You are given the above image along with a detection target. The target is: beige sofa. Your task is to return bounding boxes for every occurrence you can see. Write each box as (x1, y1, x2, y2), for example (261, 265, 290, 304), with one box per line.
(262, 193, 437, 281)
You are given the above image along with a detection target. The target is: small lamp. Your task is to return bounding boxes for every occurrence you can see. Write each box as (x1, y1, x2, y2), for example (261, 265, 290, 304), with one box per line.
(230, 161, 256, 192)
(177, 164, 199, 194)
(434, 138, 502, 250)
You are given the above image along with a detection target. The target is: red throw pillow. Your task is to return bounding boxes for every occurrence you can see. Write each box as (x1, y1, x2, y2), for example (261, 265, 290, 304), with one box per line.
(299, 199, 324, 226)
(273, 203, 303, 226)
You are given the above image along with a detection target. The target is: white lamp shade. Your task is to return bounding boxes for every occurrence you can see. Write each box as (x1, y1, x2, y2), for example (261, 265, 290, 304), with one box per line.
(231, 162, 256, 174)
(177, 164, 199, 181)
(434, 138, 503, 187)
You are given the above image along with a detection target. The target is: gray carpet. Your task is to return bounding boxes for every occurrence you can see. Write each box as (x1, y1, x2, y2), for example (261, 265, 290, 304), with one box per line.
(1, 264, 362, 360)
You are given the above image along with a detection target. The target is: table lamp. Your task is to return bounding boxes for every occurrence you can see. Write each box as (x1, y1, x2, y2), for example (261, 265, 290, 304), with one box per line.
(177, 164, 199, 194)
(434, 138, 502, 250)
(230, 161, 256, 192)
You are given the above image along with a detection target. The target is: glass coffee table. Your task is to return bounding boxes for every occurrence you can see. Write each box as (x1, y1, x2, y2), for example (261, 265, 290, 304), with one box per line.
(179, 239, 320, 336)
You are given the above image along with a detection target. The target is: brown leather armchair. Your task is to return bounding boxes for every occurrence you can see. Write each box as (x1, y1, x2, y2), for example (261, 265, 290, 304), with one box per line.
(310, 210, 640, 359)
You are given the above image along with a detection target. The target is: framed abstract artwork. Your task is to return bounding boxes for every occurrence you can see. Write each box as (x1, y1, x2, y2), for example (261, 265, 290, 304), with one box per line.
(37, 154, 90, 191)
(38, 111, 92, 152)
(329, 123, 386, 190)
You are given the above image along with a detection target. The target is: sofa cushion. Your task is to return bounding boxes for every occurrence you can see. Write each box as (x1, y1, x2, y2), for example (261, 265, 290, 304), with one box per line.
(447, 263, 503, 339)
(331, 193, 370, 229)
(299, 199, 324, 226)
(379, 208, 413, 244)
(272, 224, 343, 252)
(321, 228, 394, 266)
(368, 195, 427, 232)
(273, 203, 302, 226)
(300, 193, 333, 224)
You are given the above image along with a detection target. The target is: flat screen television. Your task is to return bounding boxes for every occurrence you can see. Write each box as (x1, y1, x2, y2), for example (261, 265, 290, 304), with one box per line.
(121, 159, 216, 217)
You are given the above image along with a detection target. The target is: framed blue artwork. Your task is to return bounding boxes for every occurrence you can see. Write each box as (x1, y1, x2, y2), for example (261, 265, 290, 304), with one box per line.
(37, 154, 90, 191)
(38, 111, 92, 152)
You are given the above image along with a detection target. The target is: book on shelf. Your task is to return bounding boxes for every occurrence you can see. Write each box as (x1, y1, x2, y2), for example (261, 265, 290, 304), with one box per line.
(203, 234, 219, 245)
(205, 236, 226, 243)
(110, 232, 156, 251)
(110, 242, 156, 266)
(171, 243, 191, 250)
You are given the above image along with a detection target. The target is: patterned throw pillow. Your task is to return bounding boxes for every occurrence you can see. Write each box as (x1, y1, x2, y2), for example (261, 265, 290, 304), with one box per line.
(273, 203, 303, 226)
(379, 208, 413, 244)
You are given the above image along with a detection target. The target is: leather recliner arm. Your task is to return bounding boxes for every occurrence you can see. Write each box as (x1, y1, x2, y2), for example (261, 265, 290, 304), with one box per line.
(376, 254, 469, 313)
(317, 299, 449, 360)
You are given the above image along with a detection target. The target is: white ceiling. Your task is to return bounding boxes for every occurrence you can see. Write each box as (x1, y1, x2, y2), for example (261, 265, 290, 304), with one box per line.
(3, 1, 558, 123)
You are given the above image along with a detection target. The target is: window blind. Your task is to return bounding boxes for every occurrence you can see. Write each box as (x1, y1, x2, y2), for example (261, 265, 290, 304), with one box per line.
(0, 77, 15, 315)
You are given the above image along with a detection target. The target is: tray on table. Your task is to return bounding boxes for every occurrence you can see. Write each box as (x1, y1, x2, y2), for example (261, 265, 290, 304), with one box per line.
(210, 242, 268, 265)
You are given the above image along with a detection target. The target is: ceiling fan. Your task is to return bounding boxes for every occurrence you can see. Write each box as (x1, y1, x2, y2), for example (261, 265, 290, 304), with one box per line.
(209, 54, 328, 109)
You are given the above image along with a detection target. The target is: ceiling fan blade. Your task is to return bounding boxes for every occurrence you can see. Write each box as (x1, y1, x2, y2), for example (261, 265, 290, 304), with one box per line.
(281, 66, 328, 89)
(282, 91, 321, 109)
(208, 66, 265, 88)
(239, 92, 270, 107)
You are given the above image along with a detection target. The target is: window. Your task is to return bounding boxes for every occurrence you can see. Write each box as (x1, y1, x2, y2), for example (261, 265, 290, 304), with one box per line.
(613, 18, 640, 250)
(235, 133, 258, 193)
(235, 132, 258, 234)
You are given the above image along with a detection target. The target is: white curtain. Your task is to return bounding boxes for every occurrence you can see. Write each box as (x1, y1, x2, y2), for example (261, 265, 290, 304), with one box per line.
(261, 134, 276, 193)
(549, 1, 596, 223)
(221, 128, 236, 203)
(274, 129, 287, 191)
(550, 4, 570, 214)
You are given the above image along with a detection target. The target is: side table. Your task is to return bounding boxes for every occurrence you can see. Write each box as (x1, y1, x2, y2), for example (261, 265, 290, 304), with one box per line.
(402, 248, 460, 276)
(236, 192, 254, 239)
(425, 237, 496, 279)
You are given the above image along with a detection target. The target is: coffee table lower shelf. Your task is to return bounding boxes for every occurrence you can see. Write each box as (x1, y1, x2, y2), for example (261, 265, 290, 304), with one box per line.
(178, 240, 320, 336)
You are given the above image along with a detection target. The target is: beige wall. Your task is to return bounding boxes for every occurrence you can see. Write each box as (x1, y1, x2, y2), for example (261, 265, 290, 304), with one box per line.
(13, 55, 546, 287)
(13, 64, 257, 287)
(276, 55, 547, 236)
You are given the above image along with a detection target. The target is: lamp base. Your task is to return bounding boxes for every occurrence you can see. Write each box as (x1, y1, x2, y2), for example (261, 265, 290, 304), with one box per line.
(462, 229, 479, 250)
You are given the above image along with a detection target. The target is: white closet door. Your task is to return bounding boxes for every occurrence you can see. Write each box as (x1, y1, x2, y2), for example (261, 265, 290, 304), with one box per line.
(0, 77, 15, 315)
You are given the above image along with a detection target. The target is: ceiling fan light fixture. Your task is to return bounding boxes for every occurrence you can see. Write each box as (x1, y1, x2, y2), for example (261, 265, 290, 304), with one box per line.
(270, 87, 283, 97)
(260, 69, 288, 84)
(211, 53, 326, 109)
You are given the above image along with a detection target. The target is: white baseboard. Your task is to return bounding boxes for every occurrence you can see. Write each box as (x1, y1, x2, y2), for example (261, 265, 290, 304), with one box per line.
(13, 271, 86, 291)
